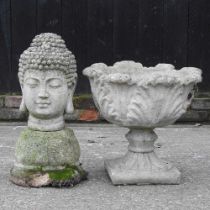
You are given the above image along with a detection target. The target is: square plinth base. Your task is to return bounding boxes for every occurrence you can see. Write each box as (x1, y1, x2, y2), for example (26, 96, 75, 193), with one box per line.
(104, 159, 181, 185)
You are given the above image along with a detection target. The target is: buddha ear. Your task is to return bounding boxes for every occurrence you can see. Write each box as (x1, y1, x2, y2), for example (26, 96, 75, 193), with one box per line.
(65, 92, 74, 114)
(65, 79, 77, 114)
(19, 85, 27, 113)
(19, 98, 27, 112)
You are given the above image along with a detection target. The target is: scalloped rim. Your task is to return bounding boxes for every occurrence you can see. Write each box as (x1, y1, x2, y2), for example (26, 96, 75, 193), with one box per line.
(83, 61, 202, 85)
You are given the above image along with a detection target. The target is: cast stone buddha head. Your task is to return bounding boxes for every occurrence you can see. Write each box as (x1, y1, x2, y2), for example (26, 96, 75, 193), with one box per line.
(18, 33, 77, 131)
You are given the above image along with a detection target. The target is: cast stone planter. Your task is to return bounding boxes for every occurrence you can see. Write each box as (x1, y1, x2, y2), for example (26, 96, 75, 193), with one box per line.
(83, 61, 202, 185)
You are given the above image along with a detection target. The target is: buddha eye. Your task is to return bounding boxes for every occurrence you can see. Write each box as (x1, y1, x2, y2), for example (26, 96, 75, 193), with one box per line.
(48, 79, 62, 88)
(25, 78, 39, 88)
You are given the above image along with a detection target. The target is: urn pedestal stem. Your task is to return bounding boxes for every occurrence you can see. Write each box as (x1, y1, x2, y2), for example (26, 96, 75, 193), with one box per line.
(104, 128, 181, 185)
(126, 128, 157, 153)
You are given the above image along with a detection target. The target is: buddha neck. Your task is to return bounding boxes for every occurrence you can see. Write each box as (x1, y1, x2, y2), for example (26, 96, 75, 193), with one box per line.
(28, 115, 65, 131)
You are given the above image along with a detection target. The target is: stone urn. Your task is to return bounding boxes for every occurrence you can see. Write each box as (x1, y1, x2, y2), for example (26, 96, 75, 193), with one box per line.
(83, 61, 202, 185)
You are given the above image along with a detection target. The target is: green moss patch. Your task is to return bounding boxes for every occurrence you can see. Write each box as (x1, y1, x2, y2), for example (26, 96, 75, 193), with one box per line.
(15, 127, 80, 166)
(48, 167, 77, 181)
(11, 165, 87, 187)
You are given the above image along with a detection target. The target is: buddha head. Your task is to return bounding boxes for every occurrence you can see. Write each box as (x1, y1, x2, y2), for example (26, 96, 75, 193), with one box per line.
(18, 33, 77, 131)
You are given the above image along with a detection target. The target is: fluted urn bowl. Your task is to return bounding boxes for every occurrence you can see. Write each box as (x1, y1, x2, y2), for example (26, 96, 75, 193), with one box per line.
(83, 61, 202, 185)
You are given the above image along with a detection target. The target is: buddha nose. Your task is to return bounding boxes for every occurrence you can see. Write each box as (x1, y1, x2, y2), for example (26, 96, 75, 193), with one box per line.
(38, 86, 49, 98)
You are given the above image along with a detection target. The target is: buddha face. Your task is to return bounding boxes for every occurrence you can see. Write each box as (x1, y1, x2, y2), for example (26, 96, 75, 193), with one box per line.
(22, 70, 69, 119)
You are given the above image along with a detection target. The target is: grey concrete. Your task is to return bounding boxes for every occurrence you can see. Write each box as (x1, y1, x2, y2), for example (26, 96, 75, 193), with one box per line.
(0, 124, 210, 210)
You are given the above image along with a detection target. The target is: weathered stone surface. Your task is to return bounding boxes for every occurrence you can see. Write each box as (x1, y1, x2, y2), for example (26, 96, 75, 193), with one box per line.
(18, 33, 77, 131)
(0, 96, 4, 107)
(83, 62, 202, 128)
(5, 96, 22, 108)
(83, 61, 202, 185)
(179, 110, 209, 122)
(0, 107, 100, 122)
(10, 166, 87, 187)
(1, 107, 210, 123)
(0, 108, 27, 120)
(10, 164, 87, 188)
(10, 33, 86, 188)
(191, 98, 210, 110)
(15, 127, 80, 166)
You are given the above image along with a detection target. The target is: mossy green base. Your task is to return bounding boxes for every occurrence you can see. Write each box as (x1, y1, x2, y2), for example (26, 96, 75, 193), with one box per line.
(15, 127, 80, 167)
(11, 127, 87, 187)
(10, 165, 87, 187)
